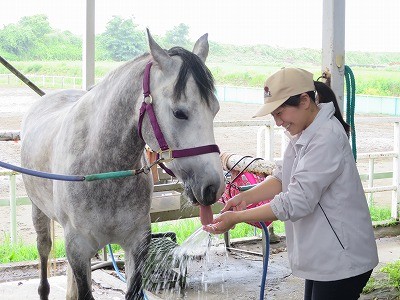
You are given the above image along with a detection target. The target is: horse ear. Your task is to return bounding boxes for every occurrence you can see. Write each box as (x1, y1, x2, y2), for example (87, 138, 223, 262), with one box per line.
(146, 28, 172, 70)
(192, 33, 209, 63)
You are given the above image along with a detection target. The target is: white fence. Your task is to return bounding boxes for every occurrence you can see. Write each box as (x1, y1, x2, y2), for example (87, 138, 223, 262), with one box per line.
(1, 118, 399, 244)
(2, 74, 400, 116)
(0, 73, 102, 89)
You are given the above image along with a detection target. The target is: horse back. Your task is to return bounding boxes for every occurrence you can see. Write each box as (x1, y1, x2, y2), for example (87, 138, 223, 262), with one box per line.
(21, 89, 86, 219)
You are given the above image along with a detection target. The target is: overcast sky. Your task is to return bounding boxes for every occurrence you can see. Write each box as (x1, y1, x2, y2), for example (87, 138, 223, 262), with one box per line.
(1, 0, 399, 52)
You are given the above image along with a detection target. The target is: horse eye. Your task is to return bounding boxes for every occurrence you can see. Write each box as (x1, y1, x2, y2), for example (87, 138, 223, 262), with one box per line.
(173, 109, 188, 120)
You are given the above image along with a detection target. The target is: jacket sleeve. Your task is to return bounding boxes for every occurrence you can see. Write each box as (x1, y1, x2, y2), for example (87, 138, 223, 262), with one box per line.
(271, 159, 282, 183)
(270, 129, 345, 222)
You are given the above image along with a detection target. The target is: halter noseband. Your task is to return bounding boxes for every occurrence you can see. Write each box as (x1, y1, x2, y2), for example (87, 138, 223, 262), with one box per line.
(138, 61, 220, 177)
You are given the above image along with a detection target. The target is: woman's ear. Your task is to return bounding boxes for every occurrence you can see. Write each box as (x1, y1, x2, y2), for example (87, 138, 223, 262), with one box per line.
(299, 93, 311, 109)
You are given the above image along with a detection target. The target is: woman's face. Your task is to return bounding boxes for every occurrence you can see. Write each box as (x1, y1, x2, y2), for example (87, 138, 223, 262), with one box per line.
(271, 94, 317, 135)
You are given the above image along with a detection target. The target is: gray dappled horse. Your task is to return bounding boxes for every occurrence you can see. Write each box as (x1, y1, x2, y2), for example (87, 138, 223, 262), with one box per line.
(20, 30, 225, 300)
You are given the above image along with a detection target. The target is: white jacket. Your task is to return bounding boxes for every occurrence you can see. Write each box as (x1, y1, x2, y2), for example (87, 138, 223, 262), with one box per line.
(270, 102, 379, 281)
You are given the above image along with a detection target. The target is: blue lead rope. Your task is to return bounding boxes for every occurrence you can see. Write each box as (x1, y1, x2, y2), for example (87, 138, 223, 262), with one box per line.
(2, 157, 267, 299)
(0, 160, 139, 181)
(0, 160, 85, 181)
(1, 160, 148, 298)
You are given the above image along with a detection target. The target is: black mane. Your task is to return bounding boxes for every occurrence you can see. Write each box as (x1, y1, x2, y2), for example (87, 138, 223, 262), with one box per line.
(167, 47, 215, 105)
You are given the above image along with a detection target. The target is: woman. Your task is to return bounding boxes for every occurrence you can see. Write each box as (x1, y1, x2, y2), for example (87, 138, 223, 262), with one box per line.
(204, 68, 379, 300)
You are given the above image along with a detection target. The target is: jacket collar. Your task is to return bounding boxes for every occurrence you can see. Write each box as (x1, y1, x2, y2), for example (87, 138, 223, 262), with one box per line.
(284, 102, 335, 151)
(295, 102, 335, 146)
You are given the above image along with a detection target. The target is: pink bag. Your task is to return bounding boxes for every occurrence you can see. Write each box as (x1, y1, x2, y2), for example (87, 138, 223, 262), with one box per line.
(219, 170, 272, 229)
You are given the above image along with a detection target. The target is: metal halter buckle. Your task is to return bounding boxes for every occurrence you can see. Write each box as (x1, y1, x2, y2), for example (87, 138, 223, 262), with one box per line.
(158, 149, 174, 163)
(144, 95, 152, 104)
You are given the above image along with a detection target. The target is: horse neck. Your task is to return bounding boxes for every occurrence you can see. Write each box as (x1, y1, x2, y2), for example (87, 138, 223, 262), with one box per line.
(88, 60, 147, 167)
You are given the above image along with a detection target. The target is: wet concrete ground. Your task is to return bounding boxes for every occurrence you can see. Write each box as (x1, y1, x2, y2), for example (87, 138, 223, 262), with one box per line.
(1, 232, 399, 299)
(0, 240, 291, 300)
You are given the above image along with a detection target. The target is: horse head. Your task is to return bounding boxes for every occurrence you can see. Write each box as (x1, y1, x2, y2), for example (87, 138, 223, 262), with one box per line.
(139, 30, 225, 224)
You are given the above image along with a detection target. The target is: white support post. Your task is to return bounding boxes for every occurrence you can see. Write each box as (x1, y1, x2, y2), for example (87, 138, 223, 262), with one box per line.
(83, 0, 95, 90)
(322, 0, 346, 112)
(280, 129, 288, 161)
(9, 174, 17, 244)
(257, 127, 265, 158)
(368, 158, 375, 206)
(392, 122, 400, 220)
(264, 124, 274, 161)
(257, 124, 274, 160)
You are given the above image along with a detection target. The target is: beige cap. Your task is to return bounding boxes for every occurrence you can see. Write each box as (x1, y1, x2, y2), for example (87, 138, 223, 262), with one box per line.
(253, 68, 315, 117)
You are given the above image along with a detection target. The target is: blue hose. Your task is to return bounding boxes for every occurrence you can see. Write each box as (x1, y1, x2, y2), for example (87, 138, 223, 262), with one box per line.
(108, 228, 269, 300)
(259, 222, 270, 300)
(0, 160, 85, 181)
(236, 185, 270, 299)
(107, 244, 126, 283)
(107, 244, 149, 300)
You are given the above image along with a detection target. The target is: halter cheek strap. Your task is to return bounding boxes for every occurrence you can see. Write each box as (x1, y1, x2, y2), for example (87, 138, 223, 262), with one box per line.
(138, 61, 220, 177)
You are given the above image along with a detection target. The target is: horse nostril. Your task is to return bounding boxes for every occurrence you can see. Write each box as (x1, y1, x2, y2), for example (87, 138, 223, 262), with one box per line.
(202, 184, 217, 205)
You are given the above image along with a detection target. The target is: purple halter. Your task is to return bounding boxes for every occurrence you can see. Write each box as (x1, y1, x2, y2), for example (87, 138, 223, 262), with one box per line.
(138, 61, 220, 177)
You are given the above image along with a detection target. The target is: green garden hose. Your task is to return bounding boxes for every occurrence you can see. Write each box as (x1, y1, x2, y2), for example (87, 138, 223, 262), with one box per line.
(345, 65, 357, 161)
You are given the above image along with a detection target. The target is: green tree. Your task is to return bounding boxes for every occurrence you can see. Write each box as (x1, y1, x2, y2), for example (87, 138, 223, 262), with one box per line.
(0, 14, 82, 60)
(36, 30, 82, 60)
(164, 23, 190, 49)
(0, 23, 34, 57)
(19, 15, 52, 40)
(99, 16, 146, 61)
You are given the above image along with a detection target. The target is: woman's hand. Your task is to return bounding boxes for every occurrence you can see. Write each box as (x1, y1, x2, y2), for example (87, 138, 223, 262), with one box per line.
(202, 211, 239, 234)
(221, 193, 247, 213)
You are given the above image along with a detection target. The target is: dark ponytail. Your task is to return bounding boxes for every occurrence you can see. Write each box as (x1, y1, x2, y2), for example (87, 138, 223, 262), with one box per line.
(314, 81, 350, 137)
(283, 81, 350, 137)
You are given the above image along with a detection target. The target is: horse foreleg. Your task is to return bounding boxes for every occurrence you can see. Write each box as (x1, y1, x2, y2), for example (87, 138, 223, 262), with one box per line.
(66, 264, 78, 300)
(124, 226, 151, 300)
(32, 204, 52, 300)
(64, 231, 95, 300)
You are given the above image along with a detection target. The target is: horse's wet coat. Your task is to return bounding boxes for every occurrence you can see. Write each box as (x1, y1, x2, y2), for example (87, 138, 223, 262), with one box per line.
(20, 30, 224, 300)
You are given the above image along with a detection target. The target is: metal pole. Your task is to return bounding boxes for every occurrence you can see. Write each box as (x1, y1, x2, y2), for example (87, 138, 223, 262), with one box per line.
(392, 122, 400, 220)
(0, 56, 45, 96)
(322, 0, 345, 112)
(83, 0, 95, 90)
(368, 158, 375, 206)
(9, 174, 17, 244)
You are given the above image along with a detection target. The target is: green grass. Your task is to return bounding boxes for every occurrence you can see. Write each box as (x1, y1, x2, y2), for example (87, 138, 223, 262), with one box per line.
(0, 235, 66, 264)
(369, 205, 392, 222)
(351, 67, 400, 96)
(363, 261, 400, 295)
(0, 60, 122, 78)
(0, 205, 391, 264)
(1, 60, 400, 96)
(151, 218, 285, 244)
(381, 261, 400, 289)
(0, 219, 284, 263)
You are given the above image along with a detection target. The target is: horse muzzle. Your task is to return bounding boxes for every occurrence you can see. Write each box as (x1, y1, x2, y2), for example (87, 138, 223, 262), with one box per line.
(183, 174, 225, 207)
